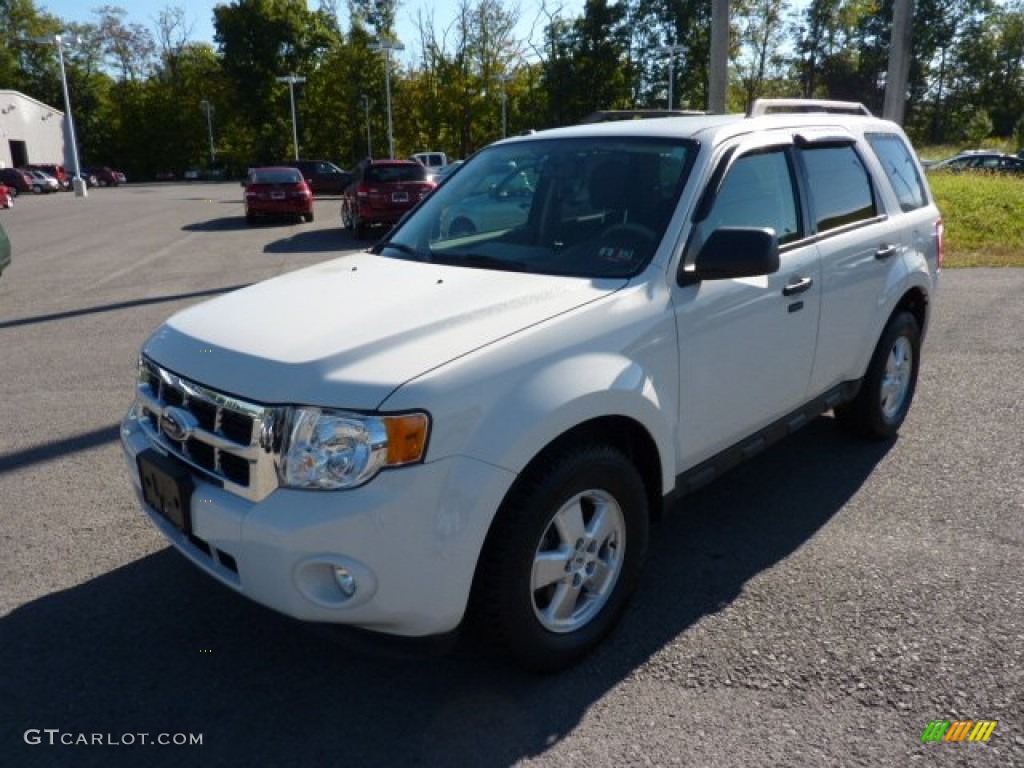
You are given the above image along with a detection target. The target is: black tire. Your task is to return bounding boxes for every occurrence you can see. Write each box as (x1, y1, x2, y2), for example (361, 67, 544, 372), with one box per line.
(835, 310, 921, 439)
(355, 217, 367, 240)
(304, 210, 314, 223)
(471, 444, 649, 672)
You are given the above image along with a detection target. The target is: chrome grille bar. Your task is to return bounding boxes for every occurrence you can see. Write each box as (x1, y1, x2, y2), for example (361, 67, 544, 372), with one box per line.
(133, 357, 281, 502)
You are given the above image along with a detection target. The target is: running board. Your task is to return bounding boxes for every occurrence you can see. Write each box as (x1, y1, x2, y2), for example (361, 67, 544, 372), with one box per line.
(667, 381, 860, 506)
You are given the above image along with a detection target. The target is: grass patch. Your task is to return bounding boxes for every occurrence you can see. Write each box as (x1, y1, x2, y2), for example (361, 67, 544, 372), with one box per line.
(926, 172, 1024, 267)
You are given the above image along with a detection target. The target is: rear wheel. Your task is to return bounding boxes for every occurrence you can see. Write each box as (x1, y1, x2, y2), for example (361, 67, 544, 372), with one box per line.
(471, 444, 649, 672)
(835, 311, 921, 439)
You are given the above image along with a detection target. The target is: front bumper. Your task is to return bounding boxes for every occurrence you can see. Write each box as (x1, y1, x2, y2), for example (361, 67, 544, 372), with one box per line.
(121, 413, 515, 636)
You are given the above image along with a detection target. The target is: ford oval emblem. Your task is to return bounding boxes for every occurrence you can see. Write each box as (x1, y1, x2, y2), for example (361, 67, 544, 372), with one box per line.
(160, 407, 197, 442)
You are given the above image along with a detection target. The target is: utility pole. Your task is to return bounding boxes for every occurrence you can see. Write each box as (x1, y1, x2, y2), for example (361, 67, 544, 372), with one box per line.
(883, 0, 914, 124)
(709, 0, 729, 114)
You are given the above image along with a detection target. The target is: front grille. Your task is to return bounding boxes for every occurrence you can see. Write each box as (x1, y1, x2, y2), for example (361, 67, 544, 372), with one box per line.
(133, 358, 279, 501)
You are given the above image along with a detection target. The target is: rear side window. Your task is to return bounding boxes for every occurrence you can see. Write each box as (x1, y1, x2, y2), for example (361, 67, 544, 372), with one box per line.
(801, 145, 877, 232)
(866, 133, 928, 211)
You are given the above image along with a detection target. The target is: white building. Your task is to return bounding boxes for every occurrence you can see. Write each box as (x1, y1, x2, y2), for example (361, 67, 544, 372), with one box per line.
(0, 90, 68, 169)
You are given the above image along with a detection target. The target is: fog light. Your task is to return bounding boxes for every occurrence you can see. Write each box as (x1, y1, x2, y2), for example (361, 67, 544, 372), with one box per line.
(333, 566, 357, 597)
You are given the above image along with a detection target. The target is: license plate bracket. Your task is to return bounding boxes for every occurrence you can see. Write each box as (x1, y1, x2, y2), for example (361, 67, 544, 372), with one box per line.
(137, 449, 194, 533)
(392, 191, 409, 203)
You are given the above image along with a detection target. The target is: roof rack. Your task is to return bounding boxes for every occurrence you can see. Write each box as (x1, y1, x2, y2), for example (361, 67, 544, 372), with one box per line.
(579, 109, 707, 124)
(748, 99, 873, 117)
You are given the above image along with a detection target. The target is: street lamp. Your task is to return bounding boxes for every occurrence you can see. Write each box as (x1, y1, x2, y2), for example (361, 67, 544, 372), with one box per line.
(199, 99, 216, 166)
(655, 44, 687, 111)
(362, 95, 372, 158)
(369, 39, 405, 158)
(26, 33, 86, 197)
(276, 74, 306, 160)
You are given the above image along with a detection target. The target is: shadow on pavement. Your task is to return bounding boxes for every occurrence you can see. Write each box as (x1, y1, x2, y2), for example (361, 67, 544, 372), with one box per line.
(0, 418, 894, 768)
(0, 285, 250, 331)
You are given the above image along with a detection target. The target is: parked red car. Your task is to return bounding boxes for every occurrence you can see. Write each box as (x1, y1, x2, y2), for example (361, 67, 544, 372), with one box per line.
(83, 166, 126, 186)
(0, 183, 13, 209)
(340, 160, 436, 239)
(243, 166, 314, 224)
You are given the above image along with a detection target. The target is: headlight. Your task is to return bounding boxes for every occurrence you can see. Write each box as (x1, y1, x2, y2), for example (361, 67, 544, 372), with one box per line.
(278, 407, 430, 490)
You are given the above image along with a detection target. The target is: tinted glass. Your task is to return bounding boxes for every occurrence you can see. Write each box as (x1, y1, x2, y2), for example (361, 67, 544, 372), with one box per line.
(801, 145, 876, 232)
(365, 165, 429, 183)
(251, 169, 303, 184)
(706, 150, 801, 244)
(866, 133, 928, 212)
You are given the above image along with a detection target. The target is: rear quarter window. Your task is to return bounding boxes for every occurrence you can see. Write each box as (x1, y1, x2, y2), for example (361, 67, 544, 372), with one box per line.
(801, 145, 877, 232)
(866, 133, 929, 211)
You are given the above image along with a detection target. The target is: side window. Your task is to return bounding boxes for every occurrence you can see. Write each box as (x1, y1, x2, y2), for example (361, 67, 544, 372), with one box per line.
(706, 150, 801, 245)
(801, 145, 877, 232)
(866, 133, 928, 212)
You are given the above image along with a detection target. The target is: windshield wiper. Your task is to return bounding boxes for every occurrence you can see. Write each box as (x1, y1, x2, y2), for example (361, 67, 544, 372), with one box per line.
(434, 253, 528, 272)
(376, 241, 428, 261)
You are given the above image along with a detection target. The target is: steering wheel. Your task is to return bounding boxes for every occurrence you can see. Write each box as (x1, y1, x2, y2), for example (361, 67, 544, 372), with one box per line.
(600, 222, 657, 244)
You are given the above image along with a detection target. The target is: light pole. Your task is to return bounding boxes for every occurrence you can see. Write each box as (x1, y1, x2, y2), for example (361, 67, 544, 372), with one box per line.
(500, 74, 513, 138)
(655, 44, 687, 111)
(369, 39, 404, 158)
(276, 74, 306, 160)
(362, 95, 372, 158)
(199, 99, 216, 166)
(27, 33, 86, 197)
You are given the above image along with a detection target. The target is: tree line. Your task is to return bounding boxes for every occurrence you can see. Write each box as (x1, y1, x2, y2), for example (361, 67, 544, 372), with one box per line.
(1, 0, 1020, 179)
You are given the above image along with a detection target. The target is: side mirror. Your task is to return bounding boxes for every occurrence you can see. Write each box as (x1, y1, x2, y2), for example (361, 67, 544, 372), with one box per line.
(679, 227, 779, 286)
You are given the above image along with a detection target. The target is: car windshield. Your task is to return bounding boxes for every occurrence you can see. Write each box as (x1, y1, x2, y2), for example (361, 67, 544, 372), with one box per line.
(376, 136, 696, 278)
(251, 169, 302, 184)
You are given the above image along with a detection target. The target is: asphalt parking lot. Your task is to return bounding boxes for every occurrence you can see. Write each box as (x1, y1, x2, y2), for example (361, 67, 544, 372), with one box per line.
(0, 183, 1021, 767)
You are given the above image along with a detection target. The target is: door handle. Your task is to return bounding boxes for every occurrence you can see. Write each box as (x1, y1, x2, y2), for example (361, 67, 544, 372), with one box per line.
(875, 244, 899, 260)
(782, 276, 814, 296)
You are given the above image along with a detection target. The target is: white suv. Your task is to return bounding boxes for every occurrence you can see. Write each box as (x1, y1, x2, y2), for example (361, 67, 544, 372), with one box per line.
(122, 101, 942, 671)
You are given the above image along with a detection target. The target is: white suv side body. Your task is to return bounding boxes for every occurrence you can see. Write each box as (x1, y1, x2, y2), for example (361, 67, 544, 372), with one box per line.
(122, 105, 940, 670)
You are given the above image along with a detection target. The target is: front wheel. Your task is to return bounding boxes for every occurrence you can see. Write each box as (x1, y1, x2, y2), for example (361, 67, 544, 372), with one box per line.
(471, 444, 649, 672)
(835, 311, 921, 439)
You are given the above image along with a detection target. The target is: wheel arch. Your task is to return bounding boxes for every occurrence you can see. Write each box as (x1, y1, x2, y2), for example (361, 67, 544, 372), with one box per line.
(893, 285, 929, 339)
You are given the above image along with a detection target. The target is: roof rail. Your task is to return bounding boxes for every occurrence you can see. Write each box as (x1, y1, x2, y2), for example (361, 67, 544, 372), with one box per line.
(748, 99, 873, 117)
(579, 109, 706, 124)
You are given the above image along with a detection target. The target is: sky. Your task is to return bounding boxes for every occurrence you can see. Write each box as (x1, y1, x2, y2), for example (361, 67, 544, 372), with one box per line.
(37, 0, 580, 64)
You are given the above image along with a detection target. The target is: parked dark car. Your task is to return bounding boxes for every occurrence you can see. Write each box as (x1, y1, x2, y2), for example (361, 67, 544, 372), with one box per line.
(925, 151, 1024, 174)
(243, 166, 314, 224)
(0, 168, 33, 196)
(83, 166, 127, 186)
(340, 160, 435, 239)
(0, 218, 10, 279)
(287, 159, 351, 196)
(27, 163, 69, 190)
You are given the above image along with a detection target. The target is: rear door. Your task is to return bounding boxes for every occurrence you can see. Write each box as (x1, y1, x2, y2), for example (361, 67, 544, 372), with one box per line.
(796, 134, 909, 394)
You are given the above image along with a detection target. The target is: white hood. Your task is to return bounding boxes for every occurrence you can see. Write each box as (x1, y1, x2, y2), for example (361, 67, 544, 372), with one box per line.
(143, 252, 624, 408)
